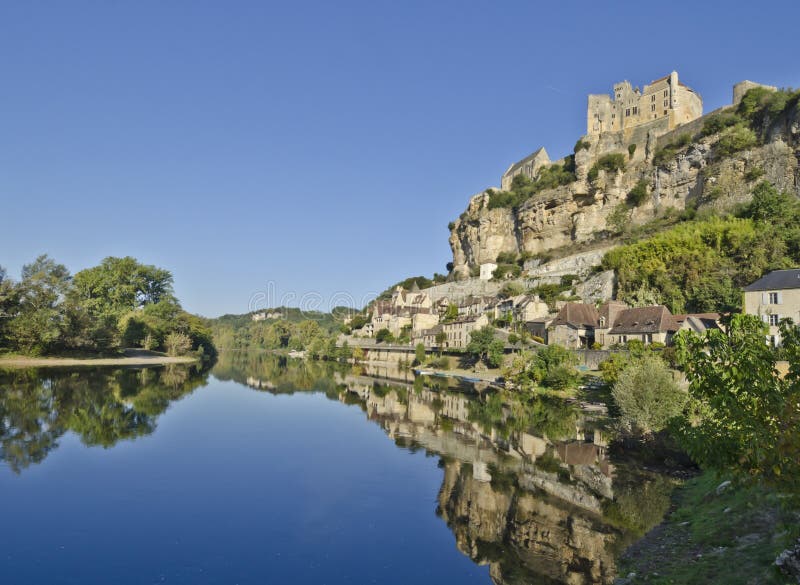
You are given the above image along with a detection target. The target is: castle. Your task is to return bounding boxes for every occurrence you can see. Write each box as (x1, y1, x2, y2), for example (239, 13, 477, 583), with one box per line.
(501, 71, 703, 190)
(586, 71, 703, 135)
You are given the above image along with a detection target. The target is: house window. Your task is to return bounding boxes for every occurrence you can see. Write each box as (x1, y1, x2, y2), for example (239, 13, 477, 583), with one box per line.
(651, 104, 656, 112)
(664, 100, 669, 108)
(769, 314, 780, 326)
(768, 292, 780, 304)
(664, 89, 668, 97)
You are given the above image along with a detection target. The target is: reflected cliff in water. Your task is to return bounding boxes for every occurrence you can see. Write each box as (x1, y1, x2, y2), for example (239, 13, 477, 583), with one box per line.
(0, 364, 209, 473)
(214, 352, 674, 585)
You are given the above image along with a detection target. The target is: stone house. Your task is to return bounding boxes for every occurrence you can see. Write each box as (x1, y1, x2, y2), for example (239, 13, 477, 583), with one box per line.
(548, 303, 601, 349)
(457, 295, 496, 318)
(743, 269, 800, 345)
(413, 324, 444, 348)
(514, 295, 550, 323)
(441, 314, 490, 349)
(525, 318, 553, 343)
(412, 311, 440, 334)
(604, 305, 679, 347)
(593, 300, 629, 347)
(479, 263, 497, 281)
(501, 147, 550, 191)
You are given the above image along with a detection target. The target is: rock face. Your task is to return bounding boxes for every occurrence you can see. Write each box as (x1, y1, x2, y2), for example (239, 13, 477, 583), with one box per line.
(449, 104, 800, 277)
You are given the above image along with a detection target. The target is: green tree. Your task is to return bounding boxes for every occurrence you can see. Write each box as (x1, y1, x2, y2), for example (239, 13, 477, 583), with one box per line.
(414, 342, 426, 365)
(466, 327, 503, 367)
(612, 354, 686, 436)
(8, 255, 71, 354)
(375, 328, 394, 344)
(674, 314, 800, 491)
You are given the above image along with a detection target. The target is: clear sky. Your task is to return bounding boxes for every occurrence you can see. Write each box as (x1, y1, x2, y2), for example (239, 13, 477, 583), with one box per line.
(1, 1, 798, 317)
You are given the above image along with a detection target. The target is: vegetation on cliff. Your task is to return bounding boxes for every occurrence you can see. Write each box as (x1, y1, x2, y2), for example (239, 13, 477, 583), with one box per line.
(602, 181, 800, 313)
(0, 256, 214, 358)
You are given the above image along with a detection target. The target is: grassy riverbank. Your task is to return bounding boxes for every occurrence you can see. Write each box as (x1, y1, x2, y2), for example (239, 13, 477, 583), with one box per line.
(618, 472, 799, 584)
(0, 348, 199, 368)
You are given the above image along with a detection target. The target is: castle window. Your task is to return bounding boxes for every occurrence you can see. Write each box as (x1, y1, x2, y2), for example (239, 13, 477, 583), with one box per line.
(664, 89, 668, 97)
(651, 95, 656, 102)
(651, 104, 656, 112)
(625, 108, 630, 116)
(664, 100, 669, 108)
(633, 106, 638, 114)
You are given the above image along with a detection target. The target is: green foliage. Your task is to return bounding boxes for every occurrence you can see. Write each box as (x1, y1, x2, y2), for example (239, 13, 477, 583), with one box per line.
(602, 192, 800, 313)
(574, 138, 590, 152)
(737, 86, 800, 131)
(466, 326, 504, 368)
(598, 352, 631, 385)
(588, 153, 626, 182)
(488, 161, 577, 210)
(744, 166, 765, 182)
(447, 221, 455, 231)
(674, 315, 800, 492)
(715, 123, 758, 156)
(652, 133, 692, 166)
(503, 345, 578, 392)
(375, 328, 394, 344)
(492, 263, 521, 280)
(700, 110, 743, 137)
(495, 251, 518, 265)
(443, 303, 459, 322)
(607, 203, 632, 235)
(376, 276, 434, 300)
(627, 143, 636, 159)
(612, 355, 686, 436)
(626, 179, 649, 207)
(499, 281, 525, 298)
(414, 343, 426, 365)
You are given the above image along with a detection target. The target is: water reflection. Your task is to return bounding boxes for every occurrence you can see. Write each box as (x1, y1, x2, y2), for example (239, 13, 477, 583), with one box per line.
(0, 353, 672, 584)
(215, 352, 673, 585)
(0, 364, 209, 473)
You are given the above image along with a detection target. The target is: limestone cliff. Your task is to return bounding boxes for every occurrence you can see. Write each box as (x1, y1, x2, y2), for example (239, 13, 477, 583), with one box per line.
(449, 96, 800, 277)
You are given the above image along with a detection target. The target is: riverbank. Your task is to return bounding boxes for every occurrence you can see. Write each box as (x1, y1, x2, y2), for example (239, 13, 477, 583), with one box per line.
(616, 472, 800, 584)
(0, 348, 199, 368)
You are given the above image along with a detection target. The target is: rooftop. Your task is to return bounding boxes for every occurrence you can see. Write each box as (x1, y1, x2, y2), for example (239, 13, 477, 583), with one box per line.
(743, 269, 800, 292)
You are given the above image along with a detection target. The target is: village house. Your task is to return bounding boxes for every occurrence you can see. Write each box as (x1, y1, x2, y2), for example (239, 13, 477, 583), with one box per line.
(414, 324, 444, 348)
(743, 269, 800, 345)
(673, 313, 723, 335)
(604, 305, 679, 347)
(548, 303, 600, 349)
(367, 285, 437, 338)
(441, 314, 490, 349)
(457, 295, 496, 318)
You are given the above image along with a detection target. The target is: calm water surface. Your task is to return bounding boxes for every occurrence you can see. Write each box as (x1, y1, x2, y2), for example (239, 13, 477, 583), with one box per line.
(0, 354, 673, 584)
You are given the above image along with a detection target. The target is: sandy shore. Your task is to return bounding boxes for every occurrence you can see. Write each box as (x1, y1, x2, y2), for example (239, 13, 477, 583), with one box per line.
(0, 349, 199, 368)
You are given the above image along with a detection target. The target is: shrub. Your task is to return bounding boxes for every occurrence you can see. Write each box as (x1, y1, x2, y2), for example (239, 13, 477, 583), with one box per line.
(744, 166, 765, 182)
(588, 153, 626, 182)
(375, 328, 394, 343)
(500, 281, 525, 298)
(165, 331, 193, 356)
(574, 138, 590, 152)
(627, 143, 637, 159)
(716, 123, 758, 156)
(492, 263, 521, 280)
(653, 133, 693, 166)
(612, 355, 686, 436)
(447, 221, 455, 231)
(700, 111, 743, 137)
(626, 179, 649, 207)
(496, 251, 518, 265)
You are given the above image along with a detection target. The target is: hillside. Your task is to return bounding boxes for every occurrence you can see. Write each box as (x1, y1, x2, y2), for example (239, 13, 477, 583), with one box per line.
(448, 83, 800, 287)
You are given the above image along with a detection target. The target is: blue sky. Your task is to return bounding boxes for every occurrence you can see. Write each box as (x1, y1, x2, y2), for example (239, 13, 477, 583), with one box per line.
(1, 1, 798, 317)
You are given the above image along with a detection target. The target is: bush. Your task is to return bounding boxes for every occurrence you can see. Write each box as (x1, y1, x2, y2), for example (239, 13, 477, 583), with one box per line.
(492, 263, 521, 280)
(375, 328, 394, 343)
(574, 138, 590, 152)
(612, 355, 686, 436)
(653, 133, 693, 166)
(165, 332, 193, 356)
(500, 281, 525, 298)
(715, 123, 758, 156)
(626, 179, 649, 207)
(744, 166, 765, 182)
(627, 143, 637, 159)
(588, 153, 626, 182)
(488, 162, 577, 209)
(700, 111, 743, 137)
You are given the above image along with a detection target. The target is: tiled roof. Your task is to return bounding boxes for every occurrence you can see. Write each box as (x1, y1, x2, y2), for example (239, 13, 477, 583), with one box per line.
(551, 303, 600, 329)
(743, 269, 800, 291)
(608, 306, 678, 334)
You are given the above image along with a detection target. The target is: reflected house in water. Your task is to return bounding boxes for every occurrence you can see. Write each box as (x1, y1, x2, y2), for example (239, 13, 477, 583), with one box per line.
(331, 370, 656, 585)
